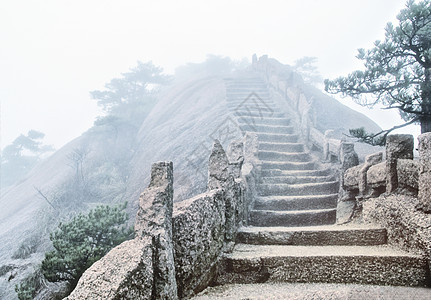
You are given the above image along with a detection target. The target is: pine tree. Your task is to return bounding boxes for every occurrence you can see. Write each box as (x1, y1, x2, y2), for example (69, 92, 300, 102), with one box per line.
(325, 0, 431, 145)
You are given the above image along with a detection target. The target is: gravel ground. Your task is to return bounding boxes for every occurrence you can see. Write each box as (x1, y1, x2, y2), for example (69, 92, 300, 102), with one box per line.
(192, 283, 431, 300)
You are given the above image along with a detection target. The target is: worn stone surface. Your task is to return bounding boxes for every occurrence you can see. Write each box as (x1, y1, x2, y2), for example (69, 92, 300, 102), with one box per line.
(397, 159, 419, 192)
(385, 134, 414, 193)
(67, 238, 153, 300)
(418, 133, 431, 213)
(172, 190, 226, 298)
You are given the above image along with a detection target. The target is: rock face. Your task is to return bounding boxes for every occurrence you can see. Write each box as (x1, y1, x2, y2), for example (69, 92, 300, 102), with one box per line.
(418, 133, 431, 212)
(173, 190, 225, 298)
(68, 161, 178, 300)
(66, 238, 153, 300)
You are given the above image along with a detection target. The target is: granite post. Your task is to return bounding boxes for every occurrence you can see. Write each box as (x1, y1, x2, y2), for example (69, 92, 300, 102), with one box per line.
(418, 133, 431, 213)
(385, 134, 414, 193)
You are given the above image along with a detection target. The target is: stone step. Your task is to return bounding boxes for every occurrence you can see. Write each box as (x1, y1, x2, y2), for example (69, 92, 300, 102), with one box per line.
(227, 88, 268, 94)
(227, 103, 276, 111)
(249, 208, 336, 227)
(192, 283, 431, 300)
(226, 84, 268, 89)
(235, 111, 284, 118)
(261, 161, 316, 171)
(257, 133, 298, 143)
(260, 168, 331, 177)
(229, 106, 276, 114)
(238, 117, 291, 127)
(218, 244, 429, 287)
(226, 91, 270, 97)
(258, 181, 339, 197)
(258, 142, 303, 152)
(226, 95, 271, 101)
(255, 194, 338, 211)
(236, 225, 387, 246)
(258, 151, 310, 162)
(226, 91, 271, 101)
(225, 78, 264, 83)
(260, 175, 334, 184)
(239, 124, 294, 134)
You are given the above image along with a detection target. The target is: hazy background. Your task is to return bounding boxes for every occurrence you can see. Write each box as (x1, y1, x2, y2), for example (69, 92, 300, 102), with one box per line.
(1, 0, 417, 151)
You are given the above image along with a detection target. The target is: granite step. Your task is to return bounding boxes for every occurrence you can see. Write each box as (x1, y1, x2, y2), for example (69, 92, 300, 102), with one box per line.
(238, 118, 291, 126)
(236, 225, 387, 246)
(218, 244, 429, 287)
(254, 194, 338, 211)
(192, 283, 431, 300)
(235, 111, 284, 118)
(261, 161, 316, 171)
(249, 208, 336, 227)
(226, 85, 268, 94)
(226, 96, 272, 102)
(258, 181, 339, 197)
(257, 133, 298, 143)
(226, 91, 270, 97)
(260, 175, 334, 184)
(258, 151, 310, 162)
(227, 104, 276, 112)
(258, 142, 303, 152)
(260, 169, 332, 177)
(239, 125, 294, 134)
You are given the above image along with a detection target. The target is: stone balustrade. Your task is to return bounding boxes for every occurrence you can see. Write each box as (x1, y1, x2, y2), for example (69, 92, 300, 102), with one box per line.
(67, 134, 260, 299)
(252, 54, 358, 164)
(339, 133, 431, 220)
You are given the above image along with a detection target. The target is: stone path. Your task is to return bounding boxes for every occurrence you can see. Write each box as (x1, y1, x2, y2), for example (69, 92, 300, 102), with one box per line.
(209, 77, 430, 292)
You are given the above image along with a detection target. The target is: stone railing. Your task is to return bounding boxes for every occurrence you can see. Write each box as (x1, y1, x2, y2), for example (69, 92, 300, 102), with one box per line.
(340, 133, 431, 221)
(67, 134, 260, 299)
(252, 54, 349, 163)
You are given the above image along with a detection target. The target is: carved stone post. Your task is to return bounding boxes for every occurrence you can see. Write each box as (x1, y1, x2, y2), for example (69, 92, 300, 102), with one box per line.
(358, 152, 383, 198)
(418, 133, 431, 213)
(208, 140, 236, 245)
(337, 142, 359, 224)
(135, 161, 178, 300)
(385, 134, 414, 193)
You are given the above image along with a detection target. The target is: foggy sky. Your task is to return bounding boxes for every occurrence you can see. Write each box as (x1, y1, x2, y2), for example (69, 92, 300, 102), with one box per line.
(1, 0, 416, 151)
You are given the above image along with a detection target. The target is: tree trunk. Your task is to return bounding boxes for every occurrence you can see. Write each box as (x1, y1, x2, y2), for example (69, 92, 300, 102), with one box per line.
(421, 115, 431, 133)
(422, 66, 431, 133)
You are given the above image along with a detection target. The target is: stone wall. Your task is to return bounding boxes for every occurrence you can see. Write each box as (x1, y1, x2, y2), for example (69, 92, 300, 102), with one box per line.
(341, 134, 419, 209)
(67, 136, 258, 299)
(341, 133, 431, 222)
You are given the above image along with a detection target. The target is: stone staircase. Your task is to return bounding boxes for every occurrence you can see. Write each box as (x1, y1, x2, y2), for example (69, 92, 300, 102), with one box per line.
(216, 77, 430, 289)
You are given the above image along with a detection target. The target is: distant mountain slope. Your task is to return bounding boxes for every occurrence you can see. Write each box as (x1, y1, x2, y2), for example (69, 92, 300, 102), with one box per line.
(305, 85, 381, 137)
